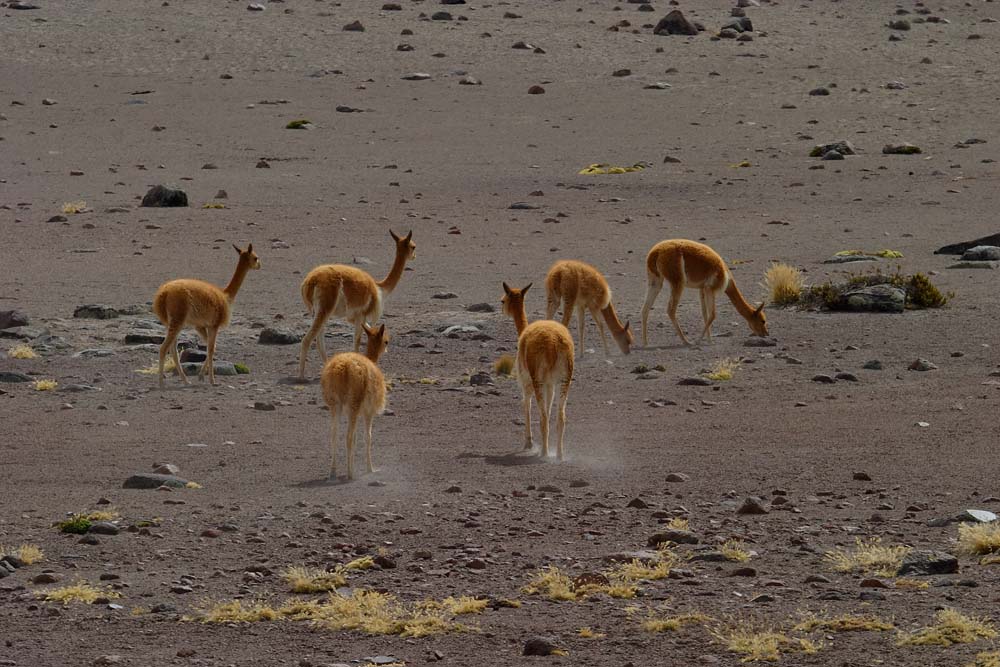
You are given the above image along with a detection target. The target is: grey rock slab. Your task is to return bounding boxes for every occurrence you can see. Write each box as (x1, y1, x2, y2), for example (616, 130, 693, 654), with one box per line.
(509, 202, 540, 210)
(677, 377, 713, 386)
(839, 285, 905, 313)
(123, 473, 189, 489)
(88, 521, 120, 535)
(140, 185, 188, 207)
(0, 310, 29, 330)
(0, 326, 49, 340)
(647, 529, 699, 546)
(935, 232, 1000, 255)
(961, 246, 1000, 261)
(948, 260, 998, 270)
(73, 304, 121, 320)
(0, 372, 33, 383)
(823, 255, 879, 264)
(180, 362, 238, 376)
(258, 327, 302, 345)
(897, 550, 959, 576)
(74, 349, 115, 358)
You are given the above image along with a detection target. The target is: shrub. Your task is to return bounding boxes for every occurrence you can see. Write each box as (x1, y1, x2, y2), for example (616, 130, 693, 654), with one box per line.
(764, 263, 804, 305)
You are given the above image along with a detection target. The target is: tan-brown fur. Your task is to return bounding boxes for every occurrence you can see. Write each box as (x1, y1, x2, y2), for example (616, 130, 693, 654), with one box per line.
(501, 282, 574, 460)
(544, 259, 633, 357)
(640, 239, 768, 346)
(298, 230, 415, 380)
(320, 323, 389, 480)
(152, 243, 260, 387)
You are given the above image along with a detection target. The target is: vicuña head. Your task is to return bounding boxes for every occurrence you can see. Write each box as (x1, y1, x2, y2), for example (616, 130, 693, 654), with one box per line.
(320, 322, 390, 481)
(544, 259, 633, 357)
(152, 243, 259, 387)
(640, 239, 768, 347)
(298, 229, 414, 380)
(501, 280, 574, 460)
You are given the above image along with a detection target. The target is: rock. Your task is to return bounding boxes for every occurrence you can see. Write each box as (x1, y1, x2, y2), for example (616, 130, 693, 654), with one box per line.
(123, 473, 189, 489)
(821, 150, 844, 161)
(627, 497, 650, 509)
(882, 143, 922, 155)
(809, 87, 830, 96)
(141, 185, 188, 207)
(247, 3, 265, 10)
(153, 463, 181, 475)
(459, 75, 481, 86)
(737, 0, 760, 6)
(402, 72, 432, 81)
(654, 10, 699, 36)
(678, 377, 713, 386)
(10, 1, 41, 8)
(89, 521, 120, 535)
(569, 479, 589, 488)
(721, 17, 753, 32)
(897, 550, 959, 576)
(0, 310, 29, 330)
(343, 20, 365, 31)
(838, 285, 905, 313)
(0, 372, 33, 383)
(73, 304, 121, 320)
(32, 573, 61, 584)
(823, 255, 878, 264)
(431, 11, 453, 20)
(744, 337, 777, 347)
(811, 374, 836, 384)
(961, 246, 1000, 261)
(860, 578, 889, 588)
(835, 372, 859, 382)
(93, 657, 123, 666)
(804, 574, 832, 584)
(888, 19, 911, 30)
(947, 261, 998, 270)
(466, 303, 495, 313)
(527, 85, 545, 94)
(258, 327, 302, 345)
(737, 497, 769, 515)
(180, 362, 238, 377)
(853, 471, 872, 481)
(253, 401, 276, 411)
(935, 233, 1000, 255)
(666, 472, 689, 483)
(432, 292, 458, 300)
(647, 529, 699, 546)
(957, 509, 998, 523)
(908, 358, 937, 371)
(730, 567, 757, 577)
(862, 360, 883, 370)
(523, 637, 559, 657)
(469, 372, 493, 386)
(509, 202, 541, 210)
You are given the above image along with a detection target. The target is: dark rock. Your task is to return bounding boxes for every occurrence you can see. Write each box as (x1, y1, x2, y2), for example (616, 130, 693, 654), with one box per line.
(862, 360, 883, 370)
(730, 567, 757, 577)
(744, 337, 777, 347)
(809, 87, 830, 96)
(935, 233, 1000, 255)
(811, 374, 836, 384)
(666, 472, 689, 482)
(253, 401, 275, 411)
(1, 555, 24, 569)
(962, 246, 1000, 261)
(627, 497, 650, 509)
(647, 529, 699, 546)
(0, 372, 33, 383)
(897, 550, 959, 576)
(654, 10, 699, 36)
(838, 285, 905, 313)
(527, 85, 545, 95)
(569, 479, 590, 488)
(678, 377, 713, 386)
(509, 202, 541, 210)
(523, 637, 559, 657)
(821, 150, 844, 161)
(89, 521, 120, 535)
(343, 20, 365, 31)
(908, 358, 938, 371)
(0, 310, 29, 330)
(123, 473, 190, 489)
(141, 185, 188, 208)
(853, 471, 872, 481)
(882, 143, 922, 155)
(737, 497, 769, 515)
(33, 573, 62, 584)
(721, 17, 753, 32)
(888, 19, 911, 30)
(431, 11, 453, 20)
(835, 372, 859, 382)
(258, 327, 302, 345)
(179, 361, 238, 377)
(73, 304, 121, 320)
(432, 292, 458, 300)
(466, 303, 495, 313)
(809, 141, 857, 157)
(468, 372, 493, 386)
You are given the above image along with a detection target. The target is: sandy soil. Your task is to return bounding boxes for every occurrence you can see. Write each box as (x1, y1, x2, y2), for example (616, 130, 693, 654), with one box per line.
(2, 1, 1000, 665)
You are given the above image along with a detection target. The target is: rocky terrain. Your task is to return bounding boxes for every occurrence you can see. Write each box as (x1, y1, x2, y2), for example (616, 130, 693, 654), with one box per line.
(1, 0, 999, 665)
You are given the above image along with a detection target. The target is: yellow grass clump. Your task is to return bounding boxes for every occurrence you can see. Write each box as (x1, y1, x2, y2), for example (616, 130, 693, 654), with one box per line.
(643, 612, 713, 634)
(712, 622, 820, 662)
(764, 262, 804, 305)
(136, 358, 175, 375)
(86, 510, 119, 522)
(666, 517, 689, 531)
(439, 596, 488, 615)
(344, 555, 375, 571)
(719, 539, 752, 563)
(522, 565, 637, 602)
(493, 354, 515, 376)
(282, 566, 347, 594)
(41, 581, 120, 605)
(705, 358, 740, 382)
(895, 578, 930, 590)
(969, 652, 1000, 667)
(34, 379, 58, 391)
(7, 344, 37, 359)
(203, 202, 227, 209)
(824, 537, 909, 577)
(958, 522, 1000, 556)
(62, 201, 88, 214)
(897, 609, 997, 647)
(578, 627, 606, 639)
(0, 544, 44, 565)
(794, 613, 894, 633)
(313, 590, 468, 637)
(191, 599, 282, 623)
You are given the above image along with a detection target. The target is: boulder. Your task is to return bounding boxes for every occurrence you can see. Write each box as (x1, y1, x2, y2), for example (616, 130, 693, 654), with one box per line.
(141, 185, 188, 207)
(838, 285, 905, 313)
(654, 10, 699, 36)
(180, 362, 238, 377)
(123, 473, 190, 489)
(737, 497, 769, 515)
(73, 304, 121, 320)
(897, 550, 959, 576)
(935, 233, 1000, 255)
(523, 637, 560, 656)
(961, 246, 1000, 261)
(258, 327, 302, 345)
(647, 529, 699, 546)
(810, 141, 859, 157)
(0, 310, 29, 330)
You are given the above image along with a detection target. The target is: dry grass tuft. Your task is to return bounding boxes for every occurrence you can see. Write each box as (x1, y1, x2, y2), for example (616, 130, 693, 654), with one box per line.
(343, 555, 375, 571)
(33, 379, 58, 391)
(824, 537, 909, 577)
(704, 358, 740, 382)
(522, 566, 578, 601)
(192, 599, 282, 623)
(439, 596, 488, 615)
(719, 539, 752, 563)
(86, 510, 119, 522)
(712, 622, 820, 662)
(958, 522, 1000, 556)
(578, 627, 606, 639)
(311, 590, 467, 637)
(897, 609, 997, 647)
(764, 263, 804, 305)
(136, 358, 175, 375)
(41, 581, 120, 605)
(608, 559, 672, 582)
(794, 613, 894, 633)
(493, 354, 515, 376)
(666, 517, 689, 531)
(282, 566, 347, 594)
(969, 652, 1000, 667)
(895, 577, 930, 590)
(62, 200, 88, 214)
(643, 612, 713, 634)
(981, 554, 1000, 566)
(185, 481, 203, 489)
(0, 544, 44, 565)
(7, 344, 37, 359)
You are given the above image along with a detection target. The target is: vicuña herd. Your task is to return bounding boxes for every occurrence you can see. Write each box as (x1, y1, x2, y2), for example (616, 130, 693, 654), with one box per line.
(152, 232, 769, 481)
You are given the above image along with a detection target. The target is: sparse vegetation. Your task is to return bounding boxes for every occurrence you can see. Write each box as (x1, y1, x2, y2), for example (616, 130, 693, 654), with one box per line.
(764, 263, 804, 305)
(203, 202, 227, 209)
(55, 515, 92, 534)
(824, 537, 910, 577)
(712, 622, 820, 662)
(981, 554, 1000, 566)
(438, 596, 488, 615)
(344, 555, 375, 571)
(7, 344, 37, 359)
(895, 578, 930, 590)
(794, 613, 894, 633)
(61, 200, 88, 214)
(705, 358, 740, 382)
(0, 544, 43, 565)
(282, 566, 347, 593)
(286, 119, 312, 129)
(33, 379, 58, 391)
(192, 599, 282, 623)
(804, 268, 950, 311)
(957, 522, 1000, 556)
(642, 612, 713, 634)
(40, 581, 120, 605)
(493, 354, 515, 376)
(719, 539, 752, 563)
(136, 358, 175, 375)
(667, 517, 689, 531)
(969, 652, 1000, 667)
(522, 565, 637, 602)
(578, 627, 606, 639)
(897, 609, 997, 647)
(234, 362, 250, 374)
(86, 510, 119, 522)
(312, 589, 468, 637)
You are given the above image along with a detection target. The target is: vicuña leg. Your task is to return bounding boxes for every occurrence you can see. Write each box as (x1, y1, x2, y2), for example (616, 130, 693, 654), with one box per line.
(195, 327, 210, 381)
(666, 284, 691, 346)
(545, 291, 560, 320)
(640, 275, 663, 347)
(699, 288, 718, 341)
(364, 414, 376, 474)
(160, 325, 187, 386)
(533, 382, 549, 457)
(576, 306, 586, 358)
(298, 306, 331, 380)
(328, 408, 340, 479)
(556, 376, 570, 461)
(590, 305, 610, 355)
(205, 327, 219, 385)
(352, 319, 364, 353)
(521, 389, 534, 451)
(345, 411, 359, 480)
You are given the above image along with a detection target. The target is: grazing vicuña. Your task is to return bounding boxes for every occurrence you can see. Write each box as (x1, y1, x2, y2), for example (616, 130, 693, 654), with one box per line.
(544, 259, 633, 357)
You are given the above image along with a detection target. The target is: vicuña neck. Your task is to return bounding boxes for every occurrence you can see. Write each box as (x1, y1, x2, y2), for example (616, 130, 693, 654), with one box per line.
(600, 304, 628, 335)
(223, 259, 251, 302)
(512, 304, 529, 336)
(724, 276, 756, 322)
(377, 248, 408, 293)
(366, 346, 384, 364)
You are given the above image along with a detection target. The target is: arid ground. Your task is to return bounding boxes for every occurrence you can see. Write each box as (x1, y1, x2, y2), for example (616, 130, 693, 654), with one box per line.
(2, 1, 1000, 665)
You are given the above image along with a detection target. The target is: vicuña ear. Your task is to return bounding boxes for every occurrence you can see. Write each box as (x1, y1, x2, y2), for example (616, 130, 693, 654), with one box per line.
(362, 323, 374, 336)
(390, 229, 400, 242)
(246, 242, 254, 253)
(502, 282, 512, 295)
(232, 243, 241, 254)
(522, 282, 532, 294)
(404, 230, 413, 242)
(755, 302, 765, 314)
(378, 323, 386, 336)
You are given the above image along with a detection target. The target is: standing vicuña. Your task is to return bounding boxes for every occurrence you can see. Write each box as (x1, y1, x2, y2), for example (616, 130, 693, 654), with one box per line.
(298, 230, 414, 380)
(321, 323, 389, 480)
(640, 239, 768, 346)
(152, 243, 260, 387)
(501, 282, 574, 460)
(545, 259, 633, 357)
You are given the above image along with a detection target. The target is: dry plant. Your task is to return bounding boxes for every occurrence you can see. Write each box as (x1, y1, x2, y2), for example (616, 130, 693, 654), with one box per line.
(712, 621, 820, 662)
(311, 589, 467, 637)
(895, 578, 930, 590)
(897, 609, 997, 647)
(719, 539, 752, 563)
(578, 627, 606, 639)
(643, 612, 713, 634)
(608, 559, 672, 582)
(136, 358, 175, 375)
(343, 555, 375, 570)
(282, 566, 347, 593)
(190, 599, 282, 623)
(794, 613, 894, 633)
(493, 354, 515, 376)
(86, 510, 119, 522)
(7, 344, 37, 359)
(958, 523, 1000, 556)
(40, 581, 120, 605)
(34, 379, 58, 391)
(0, 544, 44, 565)
(981, 554, 1000, 566)
(62, 201, 88, 214)
(968, 652, 1000, 667)
(522, 565, 636, 602)
(439, 596, 487, 615)
(824, 537, 910, 577)
(764, 263, 804, 305)
(185, 481, 202, 489)
(666, 517, 689, 531)
(704, 358, 740, 382)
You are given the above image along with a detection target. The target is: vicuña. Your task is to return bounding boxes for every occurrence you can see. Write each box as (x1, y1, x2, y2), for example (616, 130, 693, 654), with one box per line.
(545, 259, 633, 357)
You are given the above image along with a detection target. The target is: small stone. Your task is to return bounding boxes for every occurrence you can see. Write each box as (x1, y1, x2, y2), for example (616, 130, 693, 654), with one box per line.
(862, 360, 883, 370)
(466, 558, 487, 570)
(898, 550, 959, 576)
(459, 75, 482, 86)
(33, 573, 62, 584)
(737, 497, 769, 515)
(569, 479, 590, 488)
(444, 485, 462, 493)
(653, 9, 699, 36)
(853, 471, 872, 481)
(811, 374, 836, 384)
(253, 401, 275, 411)
(247, 3, 265, 10)
(882, 143, 922, 155)
(258, 327, 302, 345)
(678, 377, 713, 386)
(343, 20, 365, 31)
(860, 578, 889, 588)
(804, 574, 831, 584)
(123, 473, 189, 489)
(73, 304, 121, 320)
(527, 85, 545, 95)
(466, 303, 495, 313)
(141, 185, 188, 208)
(648, 529, 699, 546)
(962, 246, 1000, 261)
(523, 637, 559, 656)
(908, 358, 938, 372)
(402, 72, 432, 81)
(627, 497, 650, 509)
(729, 567, 757, 577)
(809, 87, 830, 96)
(666, 472, 689, 483)
(93, 657, 123, 666)
(88, 521, 120, 535)
(432, 292, 458, 300)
